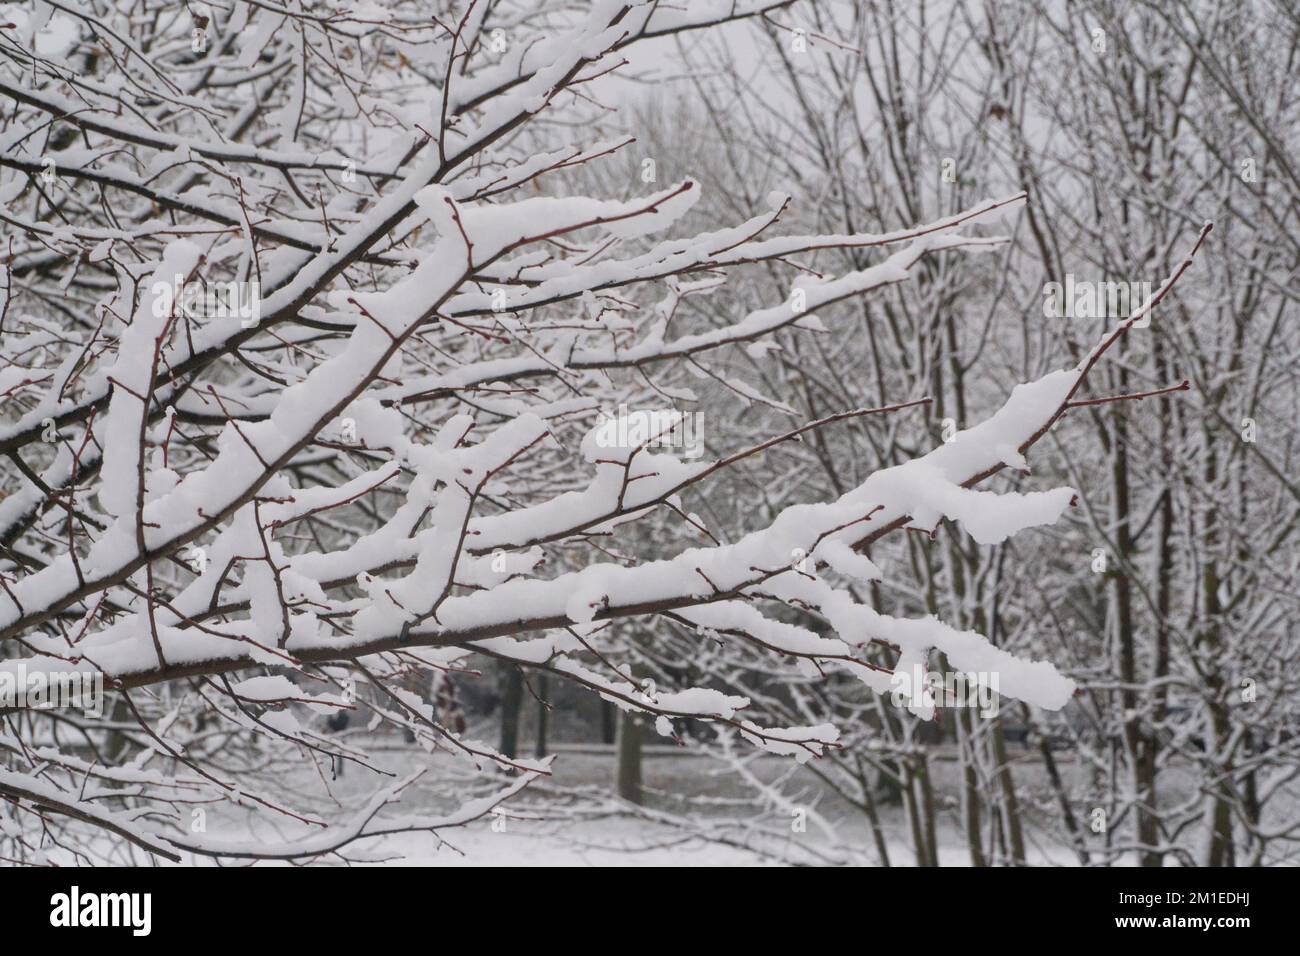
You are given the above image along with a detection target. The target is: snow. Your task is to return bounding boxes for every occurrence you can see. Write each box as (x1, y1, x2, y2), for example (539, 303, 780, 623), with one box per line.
(1, 0, 1193, 868)
(97, 241, 200, 519)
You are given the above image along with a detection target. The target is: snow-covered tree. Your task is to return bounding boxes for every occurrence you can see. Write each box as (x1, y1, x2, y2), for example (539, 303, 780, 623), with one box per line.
(614, 0, 1300, 868)
(0, 0, 1213, 864)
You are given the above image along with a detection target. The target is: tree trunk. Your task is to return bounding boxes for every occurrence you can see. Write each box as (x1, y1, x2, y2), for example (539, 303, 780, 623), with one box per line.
(991, 721, 1026, 865)
(600, 700, 616, 745)
(534, 675, 550, 758)
(957, 707, 988, 867)
(615, 709, 643, 804)
(498, 666, 523, 759)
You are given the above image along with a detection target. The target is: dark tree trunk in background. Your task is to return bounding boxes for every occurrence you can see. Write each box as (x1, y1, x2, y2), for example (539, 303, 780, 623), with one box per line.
(104, 695, 131, 764)
(600, 700, 616, 745)
(499, 666, 523, 759)
(615, 709, 643, 804)
(534, 675, 550, 758)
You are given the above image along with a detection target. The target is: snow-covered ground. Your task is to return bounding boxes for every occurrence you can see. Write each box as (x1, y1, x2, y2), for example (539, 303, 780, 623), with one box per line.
(158, 737, 1073, 866)
(371, 817, 777, 866)
(32, 730, 1283, 866)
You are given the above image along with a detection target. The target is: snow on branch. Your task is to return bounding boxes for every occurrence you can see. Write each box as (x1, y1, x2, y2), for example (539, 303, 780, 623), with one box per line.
(0, 0, 1211, 864)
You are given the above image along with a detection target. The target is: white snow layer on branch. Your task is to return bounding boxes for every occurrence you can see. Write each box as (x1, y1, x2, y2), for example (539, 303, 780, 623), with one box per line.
(2, 364, 1079, 713)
